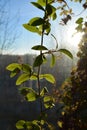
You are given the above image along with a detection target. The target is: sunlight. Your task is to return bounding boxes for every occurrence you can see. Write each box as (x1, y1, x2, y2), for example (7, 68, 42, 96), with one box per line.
(67, 26, 82, 50)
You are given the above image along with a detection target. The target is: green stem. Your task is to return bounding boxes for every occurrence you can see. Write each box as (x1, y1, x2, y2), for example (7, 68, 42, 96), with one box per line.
(37, 0, 48, 114)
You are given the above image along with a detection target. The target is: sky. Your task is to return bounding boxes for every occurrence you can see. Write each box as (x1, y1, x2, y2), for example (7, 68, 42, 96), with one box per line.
(1, 0, 87, 55)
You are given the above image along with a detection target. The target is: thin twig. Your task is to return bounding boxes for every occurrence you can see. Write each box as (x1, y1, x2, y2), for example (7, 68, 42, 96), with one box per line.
(37, 0, 48, 114)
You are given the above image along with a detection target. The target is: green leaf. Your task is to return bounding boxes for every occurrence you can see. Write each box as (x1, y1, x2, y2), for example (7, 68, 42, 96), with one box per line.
(23, 24, 40, 34)
(40, 120, 45, 125)
(10, 68, 20, 77)
(47, 4, 56, 15)
(10, 71, 17, 78)
(40, 74, 56, 84)
(16, 120, 25, 129)
(40, 87, 49, 96)
(30, 74, 38, 80)
(44, 96, 52, 102)
(43, 96, 55, 108)
(26, 90, 38, 102)
(52, 12, 57, 20)
(25, 121, 33, 129)
(58, 121, 63, 128)
(37, 0, 53, 6)
(6, 63, 21, 71)
(22, 64, 32, 73)
(45, 23, 51, 35)
(16, 73, 30, 85)
(58, 49, 73, 59)
(42, 55, 47, 63)
(32, 45, 48, 50)
(48, 0, 54, 3)
(19, 87, 38, 102)
(26, 121, 40, 130)
(38, 21, 51, 35)
(44, 22, 51, 35)
(31, 2, 45, 11)
(47, 4, 56, 17)
(50, 54, 56, 67)
(33, 54, 44, 67)
(19, 87, 30, 96)
(37, 0, 46, 6)
(76, 17, 83, 24)
(46, 4, 53, 16)
(29, 17, 44, 26)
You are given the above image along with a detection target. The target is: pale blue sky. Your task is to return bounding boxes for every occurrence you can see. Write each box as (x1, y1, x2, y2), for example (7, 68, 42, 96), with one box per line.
(9, 0, 46, 54)
(3, 0, 87, 54)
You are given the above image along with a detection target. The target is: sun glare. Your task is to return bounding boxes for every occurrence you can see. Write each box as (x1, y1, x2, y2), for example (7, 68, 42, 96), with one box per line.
(67, 26, 82, 50)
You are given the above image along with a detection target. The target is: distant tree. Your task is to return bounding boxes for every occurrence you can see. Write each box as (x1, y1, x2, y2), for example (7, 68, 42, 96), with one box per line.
(59, 21, 87, 130)
(0, 0, 19, 55)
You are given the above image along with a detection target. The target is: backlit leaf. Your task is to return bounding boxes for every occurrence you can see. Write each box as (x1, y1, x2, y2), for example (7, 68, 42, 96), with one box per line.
(19, 87, 37, 101)
(33, 54, 44, 67)
(76, 17, 83, 24)
(46, 4, 56, 16)
(6, 63, 21, 71)
(10, 68, 20, 77)
(37, 0, 46, 6)
(44, 22, 51, 35)
(37, 0, 53, 6)
(16, 73, 30, 85)
(43, 96, 55, 108)
(31, 2, 45, 11)
(22, 64, 32, 73)
(30, 74, 38, 80)
(40, 87, 48, 96)
(32, 45, 48, 50)
(10, 71, 17, 78)
(52, 12, 57, 20)
(19, 87, 31, 96)
(58, 49, 73, 59)
(44, 96, 52, 102)
(23, 24, 40, 34)
(26, 121, 40, 129)
(42, 55, 47, 63)
(57, 121, 63, 128)
(26, 91, 38, 102)
(16, 120, 25, 129)
(25, 121, 33, 129)
(40, 74, 56, 84)
(44, 102, 55, 108)
(29, 17, 44, 26)
(48, 0, 54, 3)
(47, 4, 53, 16)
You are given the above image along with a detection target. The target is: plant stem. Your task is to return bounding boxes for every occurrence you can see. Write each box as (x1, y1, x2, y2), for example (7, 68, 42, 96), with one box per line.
(37, 0, 48, 114)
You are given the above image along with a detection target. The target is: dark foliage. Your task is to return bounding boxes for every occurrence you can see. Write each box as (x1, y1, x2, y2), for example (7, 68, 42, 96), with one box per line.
(60, 23, 87, 130)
